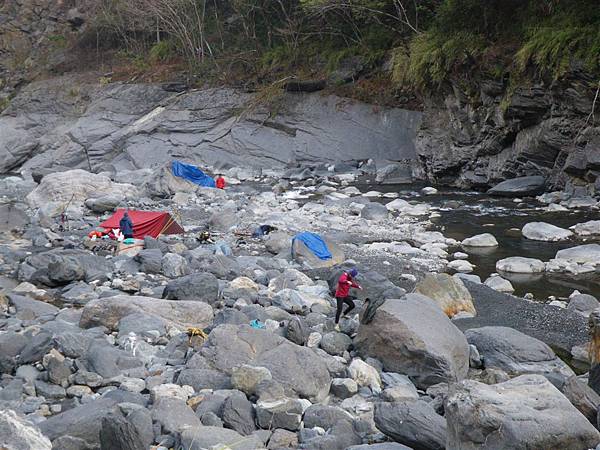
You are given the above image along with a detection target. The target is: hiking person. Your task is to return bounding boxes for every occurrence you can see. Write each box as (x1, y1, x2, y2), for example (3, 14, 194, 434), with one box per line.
(334, 268, 362, 330)
(119, 211, 134, 239)
(215, 174, 226, 189)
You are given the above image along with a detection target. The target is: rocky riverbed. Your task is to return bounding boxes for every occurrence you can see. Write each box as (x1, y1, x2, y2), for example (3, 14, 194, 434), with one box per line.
(1, 163, 600, 450)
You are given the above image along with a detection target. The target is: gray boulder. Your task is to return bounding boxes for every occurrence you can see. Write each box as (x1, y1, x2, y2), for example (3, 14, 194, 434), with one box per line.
(152, 397, 200, 434)
(39, 393, 143, 446)
(256, 398, 306, 431)
(162, 272, 219, 303)
(521, 222, 573, 242)
(202, 325, 331, 402)
(488, 176, 545, 197)
(0, 409, 51, 450)
(556, 244, 600, 265)
(355, 294, 470, 389)
(135, 249, 162, 274)
(177, 369, 232, 391)
(347, 445, 413, 450)
(320, 332, 352, 356)
(0, 201, 29, 234)
(79, 294, 213, 331)
(464, 326, 574, 385)
(374, 401, 446, 450)
(180, 426, 264, 450)
(221, 391, 257, 435)
(85, 196, 122, 213)
(303, 405, 353, 430)
(80, 341, 144, 378)
(99, 413, 145, 450)
(567, 294, 600, 317)
(8, 294, 59, 320)
(361, 203, 389, 221)
(161, 253, 188, 278)
(445, 375, 600, 450)
(414, 273, 475, 317)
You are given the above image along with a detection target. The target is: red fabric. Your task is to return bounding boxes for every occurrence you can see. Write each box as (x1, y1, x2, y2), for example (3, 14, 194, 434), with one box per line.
(100, 209, 184, 239)
(216, 177, 226, 189)
(335, 272, 360, 297)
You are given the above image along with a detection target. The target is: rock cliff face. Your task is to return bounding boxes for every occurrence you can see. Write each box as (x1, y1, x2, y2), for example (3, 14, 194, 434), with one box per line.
(0, 76, 421, 174)
(415, 74, 600, 193)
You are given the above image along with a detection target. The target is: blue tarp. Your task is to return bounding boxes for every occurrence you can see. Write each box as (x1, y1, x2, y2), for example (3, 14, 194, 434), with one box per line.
(292, 232, 332, 260)
(171, 160, 216, 188)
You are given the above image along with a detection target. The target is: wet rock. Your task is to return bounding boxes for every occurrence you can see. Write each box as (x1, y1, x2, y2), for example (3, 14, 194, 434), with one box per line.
(461, 233, 498, 247)
(522, 222, 573, 241)
(567, 294, 600, 317)
(180, 426, 264, 450)
(488, 176, 546, 197)
(445, 375, 600, 450)
(496, 257, 545, 273)
(355, 294, 470, 389)
(162, 272, 219, 303)
(414, 273, 476, 318)
(465, 326, 574, 385)
(374, 401, 447, 450)
(80, 294, 213, 331)
(0, 409, 52, 450)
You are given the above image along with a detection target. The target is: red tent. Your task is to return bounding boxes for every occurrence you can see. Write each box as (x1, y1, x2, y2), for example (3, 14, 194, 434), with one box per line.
(100, 209, 184, 239)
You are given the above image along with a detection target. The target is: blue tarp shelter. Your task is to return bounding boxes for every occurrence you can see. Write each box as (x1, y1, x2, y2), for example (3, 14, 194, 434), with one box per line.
(291, 232, 332, 260)
(171, 160, 216, 188)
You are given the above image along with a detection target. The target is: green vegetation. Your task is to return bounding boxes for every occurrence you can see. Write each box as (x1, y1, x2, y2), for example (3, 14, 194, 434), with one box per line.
(83, 0, 599, 94)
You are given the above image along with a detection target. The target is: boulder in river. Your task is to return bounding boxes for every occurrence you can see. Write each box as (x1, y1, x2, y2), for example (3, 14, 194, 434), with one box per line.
(521, 222, 573, 241)
(461, 233, 498, 247)
(355, 294, 470, 389)
(572, 220, 600, 236)
(487, 176, 546, 197)
(414, 273, 476, 317)
(496, 256, 545, 273)
(567, 294, 600, 317)
(484, 275, 514, 293)
(445, 374, 600, 450)
(556, 244, 600, 265)
(465, 326, 574, 385)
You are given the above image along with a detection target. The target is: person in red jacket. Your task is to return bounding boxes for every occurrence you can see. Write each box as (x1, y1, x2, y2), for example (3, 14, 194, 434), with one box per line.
(334, 268, 362, 330)
(215, 175, 226, 189)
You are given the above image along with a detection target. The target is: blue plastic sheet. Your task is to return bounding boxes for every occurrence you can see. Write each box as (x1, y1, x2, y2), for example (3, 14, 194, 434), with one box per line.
(250, 319, 266, 329)
(292, 232, 332, 260)
(171, 160, 216, 187)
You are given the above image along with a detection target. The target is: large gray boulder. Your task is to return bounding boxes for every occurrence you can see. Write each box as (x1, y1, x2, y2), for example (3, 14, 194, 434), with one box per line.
(79, 295, 213, 331)
(180, 426, 264, 450)
(521, 222, 573, 242)
(496, 257, 545, 273)
(488, 176, 545, 197)
(556, 244, 600, 265)
(201, 325, 331, 401)
(0, 409, 52, 450)
(152, 397, 200, 434)
(445, 375, 600, 450)
(567, 294, 600, 317)
(355, 294, 470, 389)
(360, 203, 389, 221)
(465, 326, 574, 385)
(0, 201, 29, 234)
(26, 169, 137, 217)
(162, 272, 219, 303)
(39, 393, 143, 446)
(99, 413, 146, 450)
(374, 401, 446, 450)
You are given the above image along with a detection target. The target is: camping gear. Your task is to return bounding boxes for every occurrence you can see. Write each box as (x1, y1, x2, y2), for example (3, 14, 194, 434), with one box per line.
(171, 160, 216, 188)
(117, 239, 144, 257)
(253, 224, 277, 237)
(291, 232, 332, 260)
(100, 209, 184, 239)
(250, 319, 265, 329)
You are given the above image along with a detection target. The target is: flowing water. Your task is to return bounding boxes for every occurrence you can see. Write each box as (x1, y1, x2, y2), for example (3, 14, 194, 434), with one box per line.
(365, 184, 600, 301)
